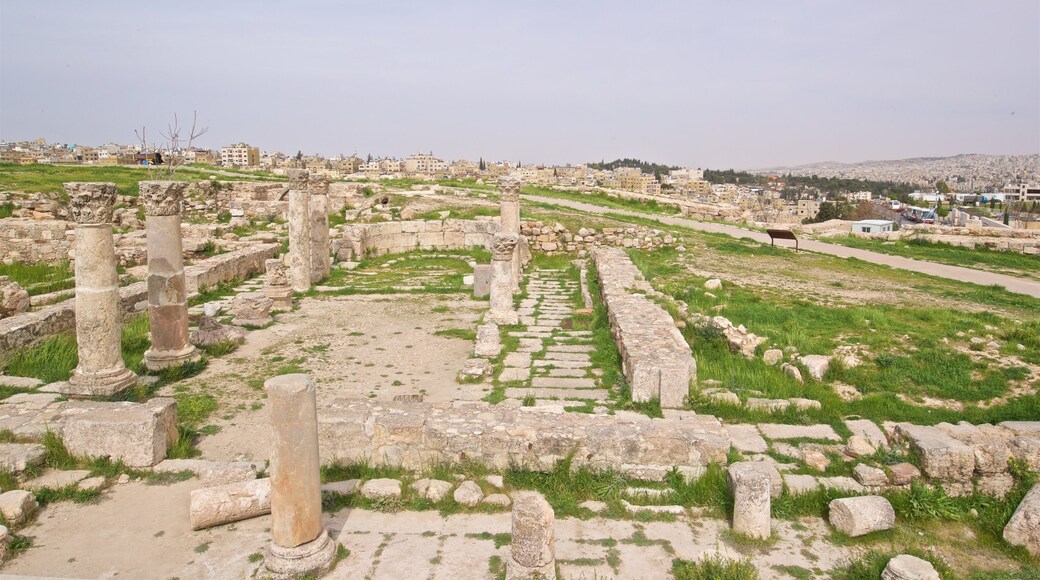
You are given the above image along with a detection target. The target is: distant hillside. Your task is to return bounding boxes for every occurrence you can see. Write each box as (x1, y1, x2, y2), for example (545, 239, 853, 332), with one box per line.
(588, 158, 679, 176)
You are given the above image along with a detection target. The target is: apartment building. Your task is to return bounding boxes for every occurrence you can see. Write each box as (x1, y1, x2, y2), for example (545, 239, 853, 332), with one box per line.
(220, 143, 260, 167)
(403, 153, 448, 175)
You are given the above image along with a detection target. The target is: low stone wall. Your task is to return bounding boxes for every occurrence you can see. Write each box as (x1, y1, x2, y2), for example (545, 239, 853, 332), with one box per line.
(0, 219, 71, 264)
(591, 247, 696, 408)
(318, 399, 729, 477)
(187, 180, 364, 219)
(333, 219, 500, 260)
(520, 221, 678, 255)
(0, 244, 277, 354)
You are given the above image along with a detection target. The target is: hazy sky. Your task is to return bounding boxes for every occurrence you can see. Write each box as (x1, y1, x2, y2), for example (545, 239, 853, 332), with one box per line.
(2, 1, 1038, 168)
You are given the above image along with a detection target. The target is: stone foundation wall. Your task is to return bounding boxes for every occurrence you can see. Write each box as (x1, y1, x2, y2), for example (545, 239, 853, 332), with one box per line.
(333, 219, 500, 260)
(0, 219, 71, 264)
(520, 221, 678, 255)
(0, 244, 278, 354)
(591, 247, 696, 408)
(318, 399, 729, 477)
(187, 181, 364, 218)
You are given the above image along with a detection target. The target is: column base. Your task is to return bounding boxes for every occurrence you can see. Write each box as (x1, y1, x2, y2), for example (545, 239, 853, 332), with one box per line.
(144, 344, 201, 371)
(486, 310, 519, 326)
(64, 366, 138, 398)
(263, 529, 337, 579)
(263, 287, 294, 312)
(506, 558, 556, 580)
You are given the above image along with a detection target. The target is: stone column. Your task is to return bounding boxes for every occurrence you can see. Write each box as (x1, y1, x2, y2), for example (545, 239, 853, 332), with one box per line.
(508, 491, 556, 580)
(286, 170, 312, 292)
(263, 258, 294, 311)
(63, 182, 137, 397)
(499, 178, 522, 292)
(264, 374, 336, 577)
(140, 181, 200, 371)
(307, 175, 331, 283)
(487, 233, 519, 325)
(730, 465, 771, 540)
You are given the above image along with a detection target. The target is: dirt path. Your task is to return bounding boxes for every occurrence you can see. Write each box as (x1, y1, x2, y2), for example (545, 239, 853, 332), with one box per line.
(523, 194, 1040, 298)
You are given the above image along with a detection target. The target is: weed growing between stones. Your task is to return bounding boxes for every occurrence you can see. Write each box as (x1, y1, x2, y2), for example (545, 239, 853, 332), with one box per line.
(671, 553, 758, 580)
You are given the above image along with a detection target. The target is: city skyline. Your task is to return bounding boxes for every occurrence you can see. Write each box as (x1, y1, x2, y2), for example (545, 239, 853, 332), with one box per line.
(1, 1, 1038, 169)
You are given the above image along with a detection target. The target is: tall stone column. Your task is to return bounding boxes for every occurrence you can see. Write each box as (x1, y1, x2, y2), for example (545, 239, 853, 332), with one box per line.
(140, 181, 200, 371)
(508, 491, 556, 580)
(499, 178, 522, 292)
(63, 183, 137, 397)
(307, 175, 331, 283)
(264, 374, 336, 577)
(286, 170, 312, 292)
(487, 233, 519, 325)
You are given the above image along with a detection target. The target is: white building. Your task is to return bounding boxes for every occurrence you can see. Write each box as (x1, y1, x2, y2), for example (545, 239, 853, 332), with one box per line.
(852, 219, 894, 234)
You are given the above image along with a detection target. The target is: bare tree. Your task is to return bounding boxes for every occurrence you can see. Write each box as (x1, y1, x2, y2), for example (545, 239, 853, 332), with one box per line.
(134, 111, 209, 181)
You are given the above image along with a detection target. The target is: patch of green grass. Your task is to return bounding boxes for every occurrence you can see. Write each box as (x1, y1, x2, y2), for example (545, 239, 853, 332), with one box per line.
(828, 235, 1040, 280)
(0, 261, 74, 296)
(433, 328, 476, 341)
(672, 554, 758, 580)
(0, 201, 14, 219)
(173, 393, 218, 428)
(33, 485, 101, 506)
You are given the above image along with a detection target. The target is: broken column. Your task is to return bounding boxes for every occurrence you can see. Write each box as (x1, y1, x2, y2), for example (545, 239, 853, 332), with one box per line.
(286, 169, 312, 292)
(508, 491, 556, 580)
(729, 463, 771, 540)
(487, 233, 519, 325)
(140, 181, 200, 371)
(263, 258, 294, 311)
(63, 182, 137, 397)
(307, 174, 331, 283)
(499, 178, 522, 292)
(264, 374, 336, 577)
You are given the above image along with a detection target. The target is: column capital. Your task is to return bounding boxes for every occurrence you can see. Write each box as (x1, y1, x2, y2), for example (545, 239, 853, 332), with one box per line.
(306, 174, 329, 196)
(139, 181, 187, 216)
(499, 178, 521, 202)
(287, 169, 310, 191)
(65, 182, 117, 224)
(491, 232, 519, 260)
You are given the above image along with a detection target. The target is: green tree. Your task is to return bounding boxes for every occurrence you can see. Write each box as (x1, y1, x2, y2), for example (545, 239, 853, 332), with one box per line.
(478, 157, 486, 171)
(936, 180, 950, 194)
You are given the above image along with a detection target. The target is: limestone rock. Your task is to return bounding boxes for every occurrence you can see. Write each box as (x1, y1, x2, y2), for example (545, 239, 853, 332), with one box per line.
(0, 490, 37, 524)
(829, 496, 895, 537)
(454, 480, 484, 506)
(230, 292, 273, 326)
(412, 479, 453, 502)
(61, 397, 177, 467)
(889, 462, 922, 485)
(1004, 483, 1040, 555)
(360, 478, 402, 499)
(799, 355, 831, 381)
(762, 349, 783, 366)
(458, 358, 492, 381)
(189, 315, 246, 347)
(0, 276, 30, 318)
(0, 443, 47, 474)
(485, 475, 505, 488)
(803, 450, 831, 472)
(845, 435, 877, 458)
(24, 468, 90, 491)
(509, 491, 555, 579)
(704, 278, 722, 290)
(897, 424, 975, 482)
(78, 476, 106, 491)
(781, 363, 803, 383)
(321, 480, 359, 495)
(882, 555, 940, 580)
(853, 464, 889, 487)
(483, 493, 512, 507)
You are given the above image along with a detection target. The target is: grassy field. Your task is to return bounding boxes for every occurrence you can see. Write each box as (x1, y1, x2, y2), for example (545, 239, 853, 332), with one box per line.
(521, 185, 684, 217)
(826, 234, 1040, 281)
(0, 163, 275, 198)
(624, 244, 1040, 426)
(313, 249, 491, 296)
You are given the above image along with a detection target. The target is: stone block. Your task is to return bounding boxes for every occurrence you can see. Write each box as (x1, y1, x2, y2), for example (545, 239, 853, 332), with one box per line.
(61, 397, 177, 467)
(829, 496, 895, 537)
(728, 461, 782, 499)
(0, 443, 46, 474)
(853, 464, 888, 487)
(411, 478, 453, 502)
(0, 490, 36, 524)
(454, 480, 483, 506)
(190, 477, 272, 530)
(360, 478, 402, 499)
(1004, 482, 1040, 555)
(882, 554, 940, 580)
(897, 424, 974, 481)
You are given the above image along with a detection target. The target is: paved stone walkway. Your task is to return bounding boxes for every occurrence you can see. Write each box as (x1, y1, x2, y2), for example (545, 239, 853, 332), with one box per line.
(497, 269, 608, 405)
(522, 194, 1040, 299)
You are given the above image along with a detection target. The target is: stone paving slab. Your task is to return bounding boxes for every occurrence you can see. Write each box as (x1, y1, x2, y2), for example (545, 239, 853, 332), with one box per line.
(505, 388, 607, 401)
(532, 359, 591, 369)
(542, 352, 591, 362)
(548, 344, 596, 353)
(498, 367, 530, 382)
(759, 423, 841, 441)
(725, 424, 768, 453)
(531, 377, 597, 389)
(545, 368, 589, 378)
(502, 352, 532, 367)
